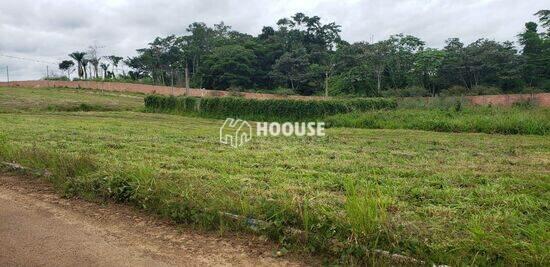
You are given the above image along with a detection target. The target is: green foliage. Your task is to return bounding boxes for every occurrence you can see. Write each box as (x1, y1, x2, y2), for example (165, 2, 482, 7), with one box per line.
(62, 10, 550, 96)
(440, 85, 503, 96)
(201, 45, 257, 89)
(381, 86, 430, 97)
(325, 107, 550, 135)
(144, 95, 397, 121)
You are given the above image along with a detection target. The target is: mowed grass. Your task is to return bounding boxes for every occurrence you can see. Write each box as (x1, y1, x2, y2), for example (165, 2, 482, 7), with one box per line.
(0, 110, 548, 265)
(0, 87, 144, 112)
(325, 107, 550, 135)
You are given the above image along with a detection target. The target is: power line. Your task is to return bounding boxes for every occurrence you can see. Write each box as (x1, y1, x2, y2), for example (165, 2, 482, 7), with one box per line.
(0, 53, 59, 65)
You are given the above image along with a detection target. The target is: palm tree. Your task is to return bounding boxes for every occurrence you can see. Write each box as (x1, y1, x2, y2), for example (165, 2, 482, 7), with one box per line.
(100, 63, 110, 79)
(107, 55, 123, 77)
(69, 52, 86, 79)
(81, 59, 89, 79)
(89, 58, 100, 79)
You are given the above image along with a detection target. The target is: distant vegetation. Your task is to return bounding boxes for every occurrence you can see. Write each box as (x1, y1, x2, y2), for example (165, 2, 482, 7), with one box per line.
(58, 10, 550, 97)
(144, 95, 397, 121)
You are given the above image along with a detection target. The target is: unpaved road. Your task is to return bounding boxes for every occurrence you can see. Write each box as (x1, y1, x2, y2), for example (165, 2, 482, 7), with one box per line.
(0, 174, 317, 266)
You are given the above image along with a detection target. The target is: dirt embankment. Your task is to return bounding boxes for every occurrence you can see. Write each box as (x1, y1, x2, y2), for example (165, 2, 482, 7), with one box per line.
(0, 174, 318, 266)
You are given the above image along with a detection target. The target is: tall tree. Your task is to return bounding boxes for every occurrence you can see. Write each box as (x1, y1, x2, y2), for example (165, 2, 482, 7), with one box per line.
(414, 48, 445, 95)
(270, 49, 310, 93)
(363, 41, 392, 94)
(518, 22, 545, 86)
(68, 52, 86, 79)
(81, 59, 89, 79)
(107, 55, 123, 77)
(201, 45, 256, 89)
(100, 63, 110, 79)
(88, 45, 101, 79)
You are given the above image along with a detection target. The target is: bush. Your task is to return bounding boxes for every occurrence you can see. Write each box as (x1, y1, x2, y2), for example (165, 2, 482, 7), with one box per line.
(470, 85, 502, 95)
(397, 96, 471, 110)
(381, 86, 430, 97)
(272, 87, 297, 96)
(440, 86, 469, 96)
(144, 95, 397, 121)
(440, 85, 503, 96)
(44, 76, 70, 81)
(520, 87, 545, 94)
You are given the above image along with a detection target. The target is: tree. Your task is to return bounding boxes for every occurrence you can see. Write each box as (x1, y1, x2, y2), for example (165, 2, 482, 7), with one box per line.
(535, 10, 550, 32)
(518, 22, 545, 86)
(81, 59, 89, 79)
(107, 55, 123, 77)
(201, 45, 256, 89)
(88, 45, 101, 79)
(58, 60, 75, 79)
(68, 52, 86, 79)
(385, 34, 425, 88)
(270, 49, 310, 93)
(414, 49, 445, 95)
(100, 63, 110, 79)
(362, 41, 392, 94)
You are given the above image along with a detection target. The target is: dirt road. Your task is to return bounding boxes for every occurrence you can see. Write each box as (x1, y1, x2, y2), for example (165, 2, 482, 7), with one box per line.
(0, 174, 316, 266)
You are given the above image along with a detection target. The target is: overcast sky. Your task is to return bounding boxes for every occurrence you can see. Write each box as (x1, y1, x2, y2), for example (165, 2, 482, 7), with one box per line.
(0, 0, 547, 80)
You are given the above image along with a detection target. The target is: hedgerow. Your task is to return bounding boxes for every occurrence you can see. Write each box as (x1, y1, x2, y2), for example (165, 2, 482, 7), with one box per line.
(144, 95, 397, 120)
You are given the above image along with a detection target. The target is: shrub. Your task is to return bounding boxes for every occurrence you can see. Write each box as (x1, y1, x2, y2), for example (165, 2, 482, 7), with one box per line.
(44, 76, 70, 81)
(381, 86, 430, 97)
(272, 87, 297, 96)
(144, 95, 397, 121)
(470, 85, 502, 95)
(440, 85, 503, 96)
(440, 86, 469, 96)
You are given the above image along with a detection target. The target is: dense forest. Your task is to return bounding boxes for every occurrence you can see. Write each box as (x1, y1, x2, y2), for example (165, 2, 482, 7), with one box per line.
(62, 10, 550, 97)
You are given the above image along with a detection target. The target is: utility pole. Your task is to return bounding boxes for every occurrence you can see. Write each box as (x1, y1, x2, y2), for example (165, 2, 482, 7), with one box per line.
(6, 66, 9, 84)
(185, 64, 190, 96)
(46, 66, 49, 79)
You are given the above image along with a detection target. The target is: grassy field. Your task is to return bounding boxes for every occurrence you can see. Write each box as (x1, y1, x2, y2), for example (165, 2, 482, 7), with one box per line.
(0, 87, 549, 265)
(0, 87, 143, 112)
(325, 107, 550, 135)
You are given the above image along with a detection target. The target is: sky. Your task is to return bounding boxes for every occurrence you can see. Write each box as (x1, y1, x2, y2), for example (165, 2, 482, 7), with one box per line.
(0, 0, 547, 80)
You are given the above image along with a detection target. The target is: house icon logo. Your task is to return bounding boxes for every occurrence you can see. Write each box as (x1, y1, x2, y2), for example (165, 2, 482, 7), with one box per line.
(219, 118, 253, 148)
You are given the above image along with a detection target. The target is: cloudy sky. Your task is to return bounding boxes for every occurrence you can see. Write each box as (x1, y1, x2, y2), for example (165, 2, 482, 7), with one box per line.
(0, 0, 546, 80)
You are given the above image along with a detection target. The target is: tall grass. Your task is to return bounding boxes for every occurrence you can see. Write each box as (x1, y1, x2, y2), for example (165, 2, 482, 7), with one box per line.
(144, 95, 397, 121)
(326, 107, 550, 135)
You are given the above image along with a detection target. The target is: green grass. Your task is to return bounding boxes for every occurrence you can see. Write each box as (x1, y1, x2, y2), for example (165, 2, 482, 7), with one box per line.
(0, 87, 548, 265)
(325, 107, 550, 135)
(0, 87, 144, 113)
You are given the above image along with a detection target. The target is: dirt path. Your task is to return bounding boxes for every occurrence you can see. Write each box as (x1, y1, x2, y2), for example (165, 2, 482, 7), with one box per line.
(0, 174, 318, 266)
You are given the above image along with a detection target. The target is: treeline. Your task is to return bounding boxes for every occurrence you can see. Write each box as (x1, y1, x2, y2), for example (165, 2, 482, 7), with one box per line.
(62, 11, 550, 96)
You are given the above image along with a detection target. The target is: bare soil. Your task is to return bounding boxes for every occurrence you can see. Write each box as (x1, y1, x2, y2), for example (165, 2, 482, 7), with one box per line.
(0, 174, 319, 266)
